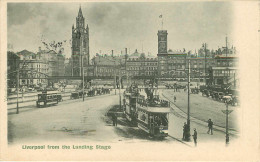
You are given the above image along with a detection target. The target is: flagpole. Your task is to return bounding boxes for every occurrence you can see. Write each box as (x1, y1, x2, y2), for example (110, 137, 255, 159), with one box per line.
(162, 17, 163, 30)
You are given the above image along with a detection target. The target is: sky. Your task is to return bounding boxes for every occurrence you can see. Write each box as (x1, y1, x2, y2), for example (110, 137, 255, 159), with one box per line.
(7, 2, 234, 58)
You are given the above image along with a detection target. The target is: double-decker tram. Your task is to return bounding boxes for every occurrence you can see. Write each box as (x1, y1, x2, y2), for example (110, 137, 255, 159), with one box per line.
(123, 83, 139, 126)
(36, 91, 60, 107)
(136, 88, 171, 138)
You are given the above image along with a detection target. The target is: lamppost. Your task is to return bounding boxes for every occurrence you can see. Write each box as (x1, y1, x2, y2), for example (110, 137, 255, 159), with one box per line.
(186, 60, 191, 141)
(203, 43, 208, 85)
(80, 35, 85, 101)
(221, 99, 233, 145)
(119, 69, 122, 110)
(180, 60, 191, 141)
(16, 59, 20, 114)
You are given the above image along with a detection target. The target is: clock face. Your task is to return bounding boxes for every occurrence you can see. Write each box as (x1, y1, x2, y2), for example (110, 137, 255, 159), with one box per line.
(159, 42, 167, 53)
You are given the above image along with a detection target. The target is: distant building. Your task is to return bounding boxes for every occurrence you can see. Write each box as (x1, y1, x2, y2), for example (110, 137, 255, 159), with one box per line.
(126, 51, 158, 77)
(186, 57, 216, 84)
(64, 58, 72, 76)
(37, 48, 65, 77)
(91, 54, 124, 77)
(159, 49, 187, 80)
(71, 6, 90, 76)
(210, 55, 238, 86)
(12, 48, 66, 87)
(17, 50, 48, 86)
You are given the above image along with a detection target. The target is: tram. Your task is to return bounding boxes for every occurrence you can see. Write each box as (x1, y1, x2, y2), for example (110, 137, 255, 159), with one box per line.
(123, 83, 171, 138)
(136, 89, 171, 138)
(36, 91, 60, 107)
(123, 83, 139, 126)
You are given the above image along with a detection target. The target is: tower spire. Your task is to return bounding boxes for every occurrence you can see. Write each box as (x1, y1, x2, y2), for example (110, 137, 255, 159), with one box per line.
(78, 5, 83, 17)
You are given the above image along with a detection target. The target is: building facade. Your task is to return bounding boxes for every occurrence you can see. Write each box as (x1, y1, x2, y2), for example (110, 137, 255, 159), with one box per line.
(71, 6, 90, 76)
(126, 54, 158, 77)
(186, 57, 216, 84)
(12, 49, 66, 87)
(210, 55, 238, 86)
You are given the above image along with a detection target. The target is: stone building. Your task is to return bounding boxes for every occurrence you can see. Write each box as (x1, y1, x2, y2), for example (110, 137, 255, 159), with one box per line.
(71, 6, 89, 76)
(186, 57, 216, 84)
(37, 48, 65, 77)
(126, 50, 158, 77)
(91, 54, 123, 77)
(16, 50, 48, 86)
(210, 55, 238, 86)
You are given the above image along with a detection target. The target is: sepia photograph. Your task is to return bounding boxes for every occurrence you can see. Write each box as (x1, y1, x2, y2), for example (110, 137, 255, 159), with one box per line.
(0, 0, 259, 161)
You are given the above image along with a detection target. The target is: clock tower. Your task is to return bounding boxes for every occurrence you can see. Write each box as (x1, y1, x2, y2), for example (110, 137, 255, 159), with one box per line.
(157, 30, 168, 54)
(157, 30, 168, 76)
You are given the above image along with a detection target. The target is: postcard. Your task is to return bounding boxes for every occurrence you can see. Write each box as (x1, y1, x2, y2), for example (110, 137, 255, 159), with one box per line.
(0, 0, 259, 161)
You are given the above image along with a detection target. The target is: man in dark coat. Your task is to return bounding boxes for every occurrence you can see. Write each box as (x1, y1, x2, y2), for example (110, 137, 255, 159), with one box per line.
(182, 122, 187, 140)
(112, 113, 117, 126)
(112, 113, 117, 127)
(207, 119, 213, 135)
(192, 128, 197, 147)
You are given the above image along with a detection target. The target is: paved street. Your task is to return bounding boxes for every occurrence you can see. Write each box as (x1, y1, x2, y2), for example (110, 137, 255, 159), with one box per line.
(8, 94, 119, 144)
(8, 87, 240, 147)
(159, 89, 239, 147)
(162, 89, 239, 131)
(8, 93, 184, 146)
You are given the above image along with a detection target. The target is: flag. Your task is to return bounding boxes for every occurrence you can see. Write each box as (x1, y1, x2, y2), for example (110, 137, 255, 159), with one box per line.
(159, 14, 162, 18)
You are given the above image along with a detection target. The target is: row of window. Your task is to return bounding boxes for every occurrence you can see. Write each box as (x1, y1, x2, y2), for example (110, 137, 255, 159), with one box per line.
(213, 70, 236, 75)
(128, 67, 157, 71)
(128, 71, 156, 76)
(127, 62, 158, 66)
(97, 68, 114, 73)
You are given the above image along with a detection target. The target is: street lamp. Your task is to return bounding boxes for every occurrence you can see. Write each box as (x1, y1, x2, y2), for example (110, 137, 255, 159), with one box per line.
(16, 59, 20, 114)
(221, 99, 233, 145)
(185, 60, 191, 141)
(179, 61, 192, 141)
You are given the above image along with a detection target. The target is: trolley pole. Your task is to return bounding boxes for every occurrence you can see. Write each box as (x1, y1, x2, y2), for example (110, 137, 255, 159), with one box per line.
(226, 36, 228, 84)
(204, 43, 207, 85)
(225, 103, 229, 145)
(221, 100, 233, 145)
(114, 61, 117, 95)
(82, 66, 85, 101)
(125, 48, 128, 88)
(80, 35, 85, 101)
(16, 60, 20, 114)
(119, 72, 122, 110)
(185, 60, 191, 141)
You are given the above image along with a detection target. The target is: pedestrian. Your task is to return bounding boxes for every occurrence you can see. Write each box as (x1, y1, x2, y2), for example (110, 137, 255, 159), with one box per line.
(113, 113, 118, 126)
(174, 96, 176, 102)
(182, 122, 187, 140)
(113, 114, 117, 126)
(192, 128, 197, 147)
(112, 113, 116, 126)
(207, 119, 213, 135)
